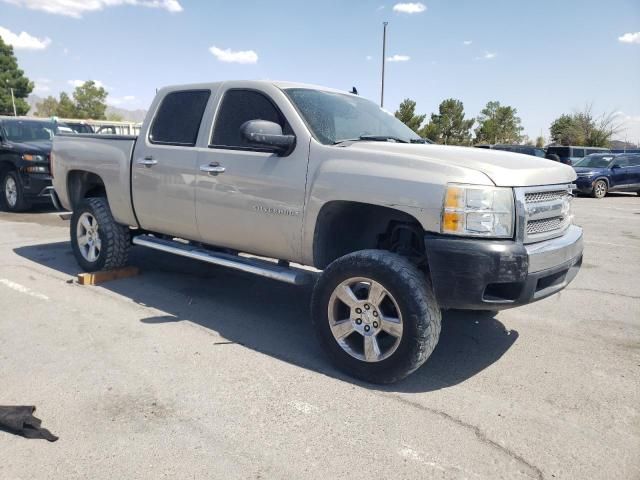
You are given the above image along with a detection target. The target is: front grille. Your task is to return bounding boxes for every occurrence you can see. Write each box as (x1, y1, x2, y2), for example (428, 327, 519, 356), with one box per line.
(525, 190, 568, 203)
(518, 184, 573, 243)
(527, 216, 566, 235)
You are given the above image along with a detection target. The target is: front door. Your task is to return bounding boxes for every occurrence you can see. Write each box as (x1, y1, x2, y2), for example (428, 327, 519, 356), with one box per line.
(132, 89, 211, 240)
(195, 88, 309, 262)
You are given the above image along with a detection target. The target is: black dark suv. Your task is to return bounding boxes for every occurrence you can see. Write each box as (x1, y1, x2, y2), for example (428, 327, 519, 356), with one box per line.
(0, 117, 66, 211)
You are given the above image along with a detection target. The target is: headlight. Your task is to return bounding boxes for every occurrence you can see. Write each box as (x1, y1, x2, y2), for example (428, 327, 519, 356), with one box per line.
(441, 184, 514, 238)
(22, 153, 48, 162)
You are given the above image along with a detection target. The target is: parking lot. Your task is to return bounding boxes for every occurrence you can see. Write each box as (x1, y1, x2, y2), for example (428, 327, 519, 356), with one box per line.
(0, 194, 638, 479)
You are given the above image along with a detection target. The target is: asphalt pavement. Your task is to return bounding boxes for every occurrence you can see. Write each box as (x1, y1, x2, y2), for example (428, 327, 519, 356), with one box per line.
(1, 194, 639, 480)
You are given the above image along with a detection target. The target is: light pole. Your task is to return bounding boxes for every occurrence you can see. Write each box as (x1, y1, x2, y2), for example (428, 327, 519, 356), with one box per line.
(10, 87, 17, 116)
(380, 21, 388, 108)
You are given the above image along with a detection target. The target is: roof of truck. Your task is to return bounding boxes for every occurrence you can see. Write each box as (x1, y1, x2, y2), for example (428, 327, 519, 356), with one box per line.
(160, 80, 355, 96)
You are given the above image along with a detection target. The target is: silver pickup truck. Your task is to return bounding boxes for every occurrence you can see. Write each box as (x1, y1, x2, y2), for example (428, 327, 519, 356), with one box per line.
(52, 81, 583, 383)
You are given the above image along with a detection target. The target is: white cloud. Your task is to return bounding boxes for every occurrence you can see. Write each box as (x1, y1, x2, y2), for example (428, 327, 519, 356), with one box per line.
(475, 51, 496, 60)
(34, 78, 51, 93)
(392, 2, 426, 14)
(209, 46, 258, 64)
(618, 32, 640, 44)
(366, 55, 373, 61)
(0, 26, 51, 50)
(463, 40, 472, 46)
(1, 0, 183, 18)
(376, 5, 385, 10)
(68, 79, 108, 89)
(387, 54, 410, 62)
(123, 95, 135, 101)
(615, 112, 640, 142)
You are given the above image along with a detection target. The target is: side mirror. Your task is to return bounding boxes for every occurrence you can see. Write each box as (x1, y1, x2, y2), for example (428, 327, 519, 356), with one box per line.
(240, 120, 295, 155)
(611, 164, 620, 169)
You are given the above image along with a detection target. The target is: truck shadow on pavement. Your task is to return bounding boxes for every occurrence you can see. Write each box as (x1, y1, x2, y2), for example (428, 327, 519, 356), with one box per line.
(15, 241, 518, 393)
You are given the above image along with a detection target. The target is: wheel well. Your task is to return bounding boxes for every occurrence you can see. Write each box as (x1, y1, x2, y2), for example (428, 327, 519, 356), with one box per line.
(67, 170, 107, 208)
(313, 201, 427, 269)
(594, 177, 609, 187)
(0, 160, 16, 177)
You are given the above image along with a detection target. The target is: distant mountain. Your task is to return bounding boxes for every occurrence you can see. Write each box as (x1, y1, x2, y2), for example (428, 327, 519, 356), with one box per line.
(26, 94, 147, 123)
(105, 105, 147, 123)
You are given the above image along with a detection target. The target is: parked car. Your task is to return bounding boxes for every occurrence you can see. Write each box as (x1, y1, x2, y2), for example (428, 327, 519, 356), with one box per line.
(0, 116, 67, 211)
(492, 144, 546, 158)
(65, 121, 95, 134)
(546, 146, 610, 165)
(51, 81, 583, 383)
(574, 153, 640, 198)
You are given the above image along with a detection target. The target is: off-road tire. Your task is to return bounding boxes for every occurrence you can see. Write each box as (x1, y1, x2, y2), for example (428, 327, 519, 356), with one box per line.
(1, 170, 32, 212)
(311, 250, 441, 384)
(71, 197, 130, 272)
(591, 179, 608, 199)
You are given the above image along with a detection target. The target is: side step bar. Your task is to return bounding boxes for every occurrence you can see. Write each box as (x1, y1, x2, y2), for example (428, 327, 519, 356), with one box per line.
(132, 235, 314, 286)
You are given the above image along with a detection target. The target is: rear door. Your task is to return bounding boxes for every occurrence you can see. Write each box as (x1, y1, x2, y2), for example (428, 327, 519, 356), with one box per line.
(132, 89, 211, 239)
(609, 156, 630, 189)
(627, 155, 640, 190)
(194, 86, 310, 262)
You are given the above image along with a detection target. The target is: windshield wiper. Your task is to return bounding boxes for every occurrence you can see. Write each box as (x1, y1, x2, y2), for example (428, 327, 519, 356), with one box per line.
(333, 135, 410, 145)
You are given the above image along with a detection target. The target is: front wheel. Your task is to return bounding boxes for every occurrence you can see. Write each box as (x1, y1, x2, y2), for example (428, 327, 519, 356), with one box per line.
(1, 170, 31, 212)
(70, 197, 130, 272)
(591, 179, 607, 199)
(311, 250, 441, 384)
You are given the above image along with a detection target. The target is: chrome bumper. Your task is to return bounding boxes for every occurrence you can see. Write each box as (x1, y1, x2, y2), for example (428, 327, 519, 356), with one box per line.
(526, 225, 583, 273)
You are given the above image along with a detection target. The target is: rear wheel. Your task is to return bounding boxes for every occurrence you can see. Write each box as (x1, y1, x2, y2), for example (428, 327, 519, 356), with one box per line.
(1, 170, 31, 212)
(70, 197, 130, 272)
(591, 179, 607, 199)
(311, 250, 441, 384)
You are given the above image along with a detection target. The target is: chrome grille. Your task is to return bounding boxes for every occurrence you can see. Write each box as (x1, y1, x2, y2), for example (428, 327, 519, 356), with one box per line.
(525, 190, 568, 203)
(517, 184, 573, 243)
(527, 216, 566, 235)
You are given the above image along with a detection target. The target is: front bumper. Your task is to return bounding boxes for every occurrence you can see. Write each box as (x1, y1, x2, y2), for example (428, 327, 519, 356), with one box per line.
(575, 176, 597, 193)
(424, 225, 583, 310)
(19, 171, 53, 201)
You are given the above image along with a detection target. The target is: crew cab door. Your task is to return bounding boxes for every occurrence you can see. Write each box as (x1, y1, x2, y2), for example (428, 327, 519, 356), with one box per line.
(132, 89, 211, 239)
(195, 86, 310, 262)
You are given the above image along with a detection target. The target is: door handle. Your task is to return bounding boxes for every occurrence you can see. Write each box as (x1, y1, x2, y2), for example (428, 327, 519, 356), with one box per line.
(136, 156, 158, 167)
(199, 163, 226, 176)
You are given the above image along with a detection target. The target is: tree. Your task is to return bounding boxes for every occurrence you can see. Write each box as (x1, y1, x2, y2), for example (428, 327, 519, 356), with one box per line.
(549, 105, 621, 147)
(474, 101, 523, 144)
(394, 98, 426, 133)
(73, 81, 107, 119)
(421, 98, 474, 145)
(0, 36, 34, 115)
(35, 96, 60, 117)
(535, 136, 545, 148)
(57, 92, 78, 118)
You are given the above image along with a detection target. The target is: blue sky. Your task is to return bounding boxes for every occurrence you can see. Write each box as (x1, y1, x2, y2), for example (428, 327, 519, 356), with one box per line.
(1, 0, 639, 141)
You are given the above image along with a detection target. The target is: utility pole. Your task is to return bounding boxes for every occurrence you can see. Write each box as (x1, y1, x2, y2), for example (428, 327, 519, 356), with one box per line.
(10, 88, 17, 116)
(380, 21, 388, 108)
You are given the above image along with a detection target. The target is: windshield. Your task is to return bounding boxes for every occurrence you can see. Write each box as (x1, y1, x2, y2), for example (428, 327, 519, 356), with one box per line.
(284, 88, 422, 145)
(1, 119, 61, 142)
(574, 154, 615, 168)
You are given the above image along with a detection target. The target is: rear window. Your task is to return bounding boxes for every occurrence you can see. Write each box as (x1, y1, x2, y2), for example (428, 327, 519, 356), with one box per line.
(572, 148, 585, 158)
(150, 90, 211, 146)
(546, 147, 570, 158)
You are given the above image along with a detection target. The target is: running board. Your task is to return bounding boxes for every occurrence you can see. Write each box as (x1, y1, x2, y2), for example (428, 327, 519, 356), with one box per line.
(132, 235, 313, 286)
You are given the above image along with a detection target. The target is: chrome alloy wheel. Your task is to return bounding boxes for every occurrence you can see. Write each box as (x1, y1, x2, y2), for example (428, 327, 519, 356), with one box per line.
(5, 175, 17, 207)
(594, 181, 607, 198)
(76, 212, 102, 262)
(328, 277, 403, 362)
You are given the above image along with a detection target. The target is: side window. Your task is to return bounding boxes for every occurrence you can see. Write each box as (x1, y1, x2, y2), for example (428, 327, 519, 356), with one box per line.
(627, 155, 640, 167)
(211, 89, 291, 149)
(613, 156, 630, 168)
(572, 148, 585, 158)
(149, 90, 211, 146)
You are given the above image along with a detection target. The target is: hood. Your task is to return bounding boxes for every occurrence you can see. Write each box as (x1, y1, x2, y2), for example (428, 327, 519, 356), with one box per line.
(6, 139, 52, 154)
(343, 143, 576, 187)
(573, 166, 608, 175)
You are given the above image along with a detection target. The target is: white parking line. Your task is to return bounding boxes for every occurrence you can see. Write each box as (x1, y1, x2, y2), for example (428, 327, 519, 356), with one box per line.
(0, 278, 50, 301)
